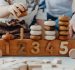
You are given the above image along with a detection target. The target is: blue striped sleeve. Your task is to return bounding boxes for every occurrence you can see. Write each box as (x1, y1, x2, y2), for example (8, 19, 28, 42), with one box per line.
(39, 0, 46, 9)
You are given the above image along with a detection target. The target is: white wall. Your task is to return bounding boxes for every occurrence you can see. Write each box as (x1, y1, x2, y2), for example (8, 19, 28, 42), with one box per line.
(72, 0, 75, 12)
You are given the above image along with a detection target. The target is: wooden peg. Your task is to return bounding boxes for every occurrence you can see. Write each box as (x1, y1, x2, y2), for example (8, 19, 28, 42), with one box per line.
(20, 28, 24, 40)
(0, 49, 2, 56)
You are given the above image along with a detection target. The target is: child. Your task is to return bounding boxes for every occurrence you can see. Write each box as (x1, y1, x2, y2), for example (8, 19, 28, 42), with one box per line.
(0, 0, 27, 19)
(69, 14, 75, 39)
(36, 0, 74, 30)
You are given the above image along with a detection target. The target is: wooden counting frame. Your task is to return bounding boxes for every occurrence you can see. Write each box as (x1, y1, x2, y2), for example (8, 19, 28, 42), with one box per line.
(0, 39, 75, 56)
(0, 22, 75, 56)
(0, 27, 75, 56)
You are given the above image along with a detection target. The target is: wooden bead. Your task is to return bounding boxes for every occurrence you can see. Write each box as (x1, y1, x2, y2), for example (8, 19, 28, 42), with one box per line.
(45, 36, 56, 40)
(30, 25, 42, 31)
(45, 31, 56, 36)
(44, 26, 55, 31)
(59, 15, 70, 22)
(30, 35, 41, 40)
(59, 31, 69, 36)
(30, 31, 42, 35)
(59, 21, 69, 26)
(44, 20, 56, 26)
(59, 36, 68, 40)
(2, 33, 14, 41)
(59, 26, 69, 31)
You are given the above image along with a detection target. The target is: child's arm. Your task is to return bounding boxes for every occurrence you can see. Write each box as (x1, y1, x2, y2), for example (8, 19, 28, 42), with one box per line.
(0, 3, 27, 19)
(36, 0, 47, 26)
(0, 6, 10, 18)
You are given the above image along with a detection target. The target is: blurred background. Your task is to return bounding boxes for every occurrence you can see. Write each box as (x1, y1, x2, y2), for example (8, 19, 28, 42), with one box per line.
(72, 0, 75, 12)
(14, 0, 75, 12)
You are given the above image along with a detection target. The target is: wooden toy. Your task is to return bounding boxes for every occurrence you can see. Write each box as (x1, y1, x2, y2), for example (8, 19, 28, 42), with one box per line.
(30, 25, 42, 41)
(27, 62, 42, 70)
(0, 16, 75, 57)
(44, 20, 56, 40)
(58, 15, 69, 41)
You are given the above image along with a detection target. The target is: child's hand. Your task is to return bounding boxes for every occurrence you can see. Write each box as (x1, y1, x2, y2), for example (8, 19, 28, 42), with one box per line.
(9, 3, 27, 19)
(69, 14, 75, 39)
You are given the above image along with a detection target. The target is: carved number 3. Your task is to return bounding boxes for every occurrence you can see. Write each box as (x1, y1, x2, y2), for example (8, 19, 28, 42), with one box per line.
(31, 42, 40, 54)
(59, 41, 68, 55)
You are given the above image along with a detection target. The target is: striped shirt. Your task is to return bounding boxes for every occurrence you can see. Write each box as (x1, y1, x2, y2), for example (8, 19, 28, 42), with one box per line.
(39, 0, 73, 17)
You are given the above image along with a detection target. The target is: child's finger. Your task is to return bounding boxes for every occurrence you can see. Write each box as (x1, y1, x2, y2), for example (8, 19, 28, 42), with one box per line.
(10, 9, 19, 20)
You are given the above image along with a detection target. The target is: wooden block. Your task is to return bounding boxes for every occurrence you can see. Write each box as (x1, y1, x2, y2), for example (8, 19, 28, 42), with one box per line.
(13, 63, 27, 70)
(19, 65, 27, 70)
(0, 39, 75, 56)
(28, 63, 42, 70)
(52, 64, 58, 68)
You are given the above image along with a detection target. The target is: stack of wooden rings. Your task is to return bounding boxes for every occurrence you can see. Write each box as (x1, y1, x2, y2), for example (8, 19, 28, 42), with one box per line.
(30, 24, 42, 40)
(58, 16, 70, 40)
(44, 20, 56, 40)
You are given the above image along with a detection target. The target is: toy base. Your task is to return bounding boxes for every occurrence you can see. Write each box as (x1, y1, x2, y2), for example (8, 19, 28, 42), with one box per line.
(0, 39, 75, 56)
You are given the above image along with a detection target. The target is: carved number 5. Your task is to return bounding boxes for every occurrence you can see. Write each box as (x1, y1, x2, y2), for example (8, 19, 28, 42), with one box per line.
(59, 41, 68, 55)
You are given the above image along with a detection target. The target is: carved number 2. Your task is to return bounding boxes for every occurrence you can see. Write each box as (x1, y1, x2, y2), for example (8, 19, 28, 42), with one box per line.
(19, 43, 25, 54)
